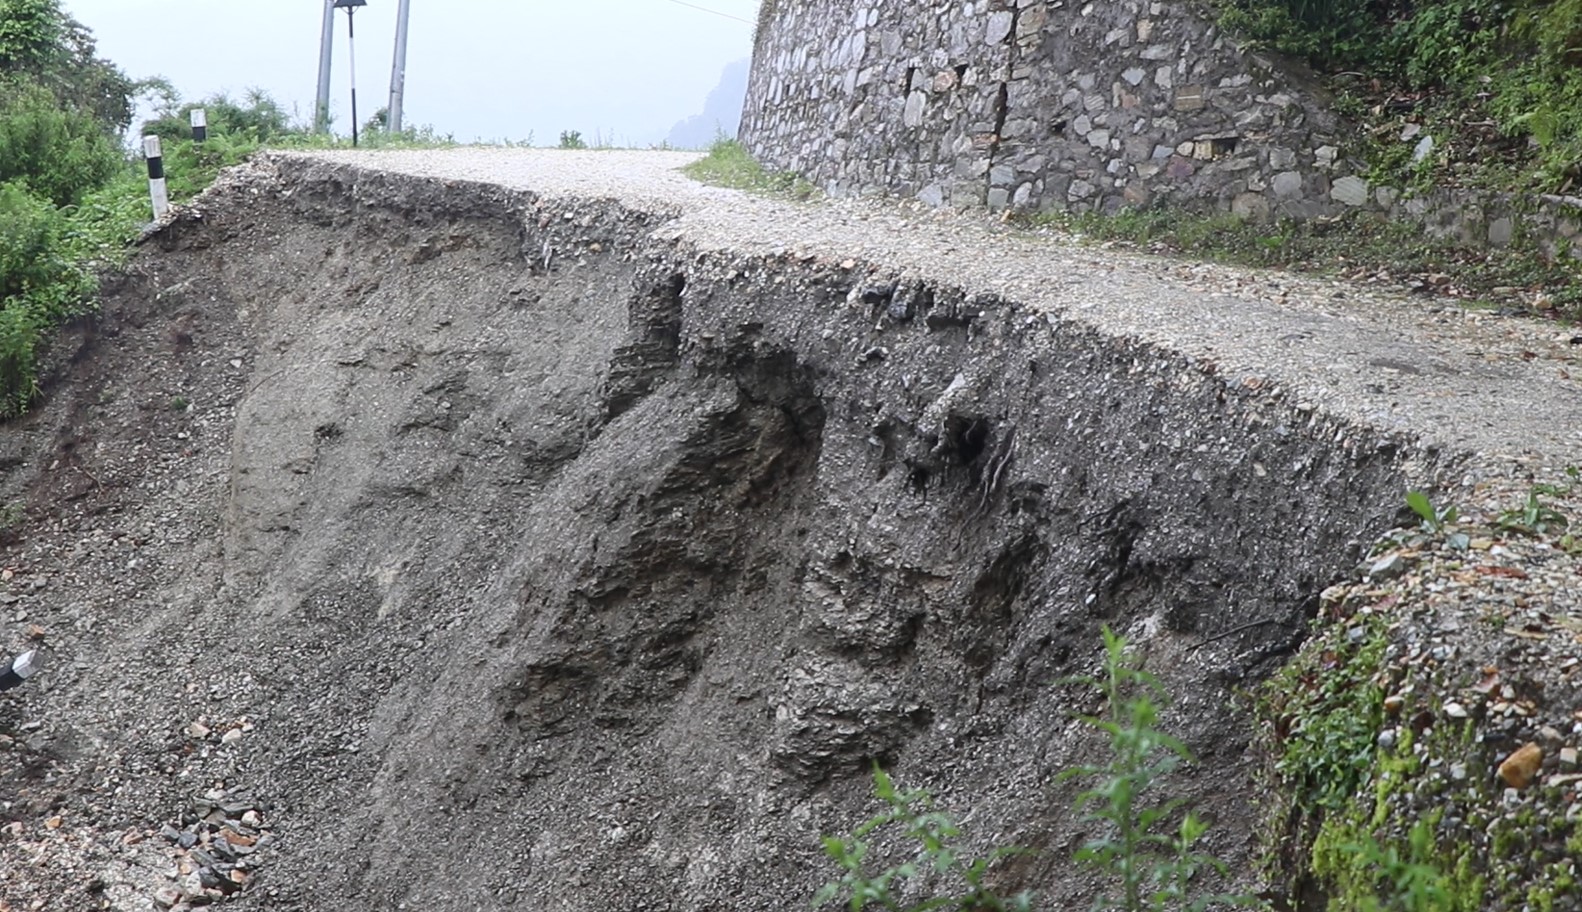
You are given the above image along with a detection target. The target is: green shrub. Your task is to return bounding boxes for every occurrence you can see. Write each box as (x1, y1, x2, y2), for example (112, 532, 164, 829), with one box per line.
(0, 78, 122, 206)
(0, 0, 63, 75)
(0, 181, 93, 415)
(59, 164, 146, 266)
(140, 88, 297, 145)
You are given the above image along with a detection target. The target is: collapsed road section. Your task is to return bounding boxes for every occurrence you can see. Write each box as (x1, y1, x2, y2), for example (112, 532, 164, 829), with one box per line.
(0, 148, 1579, 911)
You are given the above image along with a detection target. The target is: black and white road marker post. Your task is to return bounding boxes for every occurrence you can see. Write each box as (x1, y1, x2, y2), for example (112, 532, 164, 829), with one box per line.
(144, 135, 169, 219)
(191, 108, 207, 143)
(0, 649, 41, 692)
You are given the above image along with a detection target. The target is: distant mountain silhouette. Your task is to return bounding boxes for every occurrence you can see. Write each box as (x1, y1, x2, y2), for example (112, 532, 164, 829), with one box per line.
(665, 58, 748, 149)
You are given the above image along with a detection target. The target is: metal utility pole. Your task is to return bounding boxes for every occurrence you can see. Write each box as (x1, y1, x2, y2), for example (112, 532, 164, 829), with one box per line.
(387, 0, 410, 133)
(315, 0, 335, 133)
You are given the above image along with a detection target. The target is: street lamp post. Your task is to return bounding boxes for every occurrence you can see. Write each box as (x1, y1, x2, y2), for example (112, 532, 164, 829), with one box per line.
(334, 0, 368, 146)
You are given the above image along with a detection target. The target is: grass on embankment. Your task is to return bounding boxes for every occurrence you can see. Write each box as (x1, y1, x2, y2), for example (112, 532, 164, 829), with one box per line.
(1026, 208, 1582, 322)
(681, 138, 819, 200)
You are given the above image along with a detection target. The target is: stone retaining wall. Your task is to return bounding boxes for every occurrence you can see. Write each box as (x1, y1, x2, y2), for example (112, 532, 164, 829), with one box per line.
(741, 0, 1582, 257)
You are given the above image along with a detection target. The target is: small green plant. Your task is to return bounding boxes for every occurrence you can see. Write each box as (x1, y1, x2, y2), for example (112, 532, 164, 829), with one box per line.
(168, 396, 189, 412)
(1351, 820, 1458, 912)
(1261, 616, 1387, 817)
(1404, 490, 1465, 550)
(813, 764, 1032, 912)
(1060, 627, 1250, 912)
(1494, 489, 1570, 537)
(1405, 490, 1452, 532)
(682, 136, 819, 199)
(1315, 816, 1477, 912)
(558, 129, 586, 150)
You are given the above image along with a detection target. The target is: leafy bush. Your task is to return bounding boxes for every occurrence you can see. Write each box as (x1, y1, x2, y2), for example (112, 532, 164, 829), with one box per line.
(0, 0, 62, 74)
(0, 181, 93, 415)
(140, 88, 298, 145)
(1217, 0, 1390, 71)
(0, 78, 122, 206)
(1, 0, 134, 131)
(814, 765, 1032, 912)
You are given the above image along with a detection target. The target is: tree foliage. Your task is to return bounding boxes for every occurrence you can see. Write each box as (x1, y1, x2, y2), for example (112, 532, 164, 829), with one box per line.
(0, 78, 121, 207)
(140, 88, 298, 145)
(0, 0, 136, 416)
(0, 0, 135, 131)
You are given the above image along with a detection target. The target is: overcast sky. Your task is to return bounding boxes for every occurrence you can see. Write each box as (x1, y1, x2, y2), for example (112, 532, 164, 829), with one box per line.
(60, 0, 758, 146)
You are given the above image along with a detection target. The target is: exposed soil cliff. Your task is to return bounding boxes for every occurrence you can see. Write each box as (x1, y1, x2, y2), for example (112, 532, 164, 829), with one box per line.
(2, 151, 1577, 911)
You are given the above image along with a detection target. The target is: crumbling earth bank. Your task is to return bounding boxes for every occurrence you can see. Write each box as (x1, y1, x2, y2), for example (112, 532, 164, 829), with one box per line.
(0, 158, 1437, 911)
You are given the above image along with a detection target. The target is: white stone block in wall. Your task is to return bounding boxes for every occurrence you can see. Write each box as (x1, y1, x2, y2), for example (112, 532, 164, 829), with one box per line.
(1330, 175, 1369, 207)
(1272, 171, 1303, 197)
(987, 11, 1014, 44)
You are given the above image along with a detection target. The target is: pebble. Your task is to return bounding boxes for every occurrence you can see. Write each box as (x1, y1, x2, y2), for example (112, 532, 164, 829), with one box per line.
(1499, 742, 1544, 789)
(1369, 553, 1407, 580)
(153, 789, 272, 905)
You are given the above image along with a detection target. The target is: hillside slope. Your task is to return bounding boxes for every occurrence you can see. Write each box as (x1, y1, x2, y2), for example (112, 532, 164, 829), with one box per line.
(0, 150, 1579, 911)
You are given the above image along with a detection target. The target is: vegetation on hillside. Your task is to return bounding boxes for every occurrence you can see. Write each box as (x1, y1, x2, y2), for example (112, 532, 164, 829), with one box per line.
(0, 0, 459, 420)
(1217, 0, 1582, 194)
(682, 137, 818, 198)
(0, 0, 135, 415)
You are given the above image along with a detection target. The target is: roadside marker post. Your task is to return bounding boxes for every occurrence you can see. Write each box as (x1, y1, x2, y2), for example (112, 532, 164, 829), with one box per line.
(334, 0, 368, 147)
(0, 649, 41, 691)
(144, 135, 169, 219)
(191, 108, 207, 143)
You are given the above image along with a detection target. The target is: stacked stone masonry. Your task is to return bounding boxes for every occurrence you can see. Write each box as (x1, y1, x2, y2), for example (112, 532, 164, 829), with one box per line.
(741, 0, 1582, 256)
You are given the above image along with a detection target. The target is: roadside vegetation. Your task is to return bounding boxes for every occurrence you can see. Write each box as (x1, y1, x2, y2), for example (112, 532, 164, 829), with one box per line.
(1031, 207, 1582, 319)
(1195, 0, 1582, 318)
(816, 627, 1471, 911)
(1217, 0, 1582, 195)
(815, 629, 1251, 912)
(0, 0, 458, 420)
(682, 137, 819, 199)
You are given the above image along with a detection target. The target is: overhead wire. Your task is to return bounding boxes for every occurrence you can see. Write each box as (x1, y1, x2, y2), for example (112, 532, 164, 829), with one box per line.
(660, 0, 753, 25)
